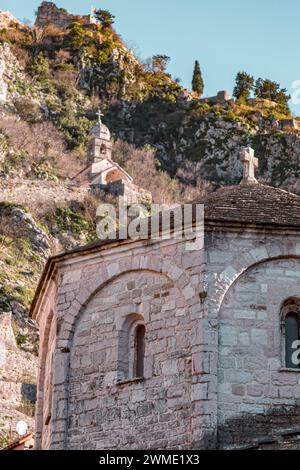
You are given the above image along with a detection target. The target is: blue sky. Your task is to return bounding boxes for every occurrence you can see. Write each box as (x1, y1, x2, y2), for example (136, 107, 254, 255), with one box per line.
(2, 0, 300, 113)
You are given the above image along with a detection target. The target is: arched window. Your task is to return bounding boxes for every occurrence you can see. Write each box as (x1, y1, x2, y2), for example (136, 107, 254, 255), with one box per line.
(100, 144, 106, 154)
(118, 314, 146, 382)
(281, 298, 300, 369)
(133, 324, 145, 378)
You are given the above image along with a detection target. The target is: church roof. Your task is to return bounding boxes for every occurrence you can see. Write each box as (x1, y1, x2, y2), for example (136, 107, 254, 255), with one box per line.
(71, 160, 133, 185)
(202, 182, 300, 228)
(29, 181, 300, 318)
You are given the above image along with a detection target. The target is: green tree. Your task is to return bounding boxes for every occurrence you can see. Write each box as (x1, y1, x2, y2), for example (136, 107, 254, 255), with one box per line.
(28, 52, 49, 78)
(151, 55, 170, 73)
(192, 60, 204, 96)
(254, 78, 290, 105)
(233, 71, 254, 101)
(67, 22, 86, 51)
(95, 9, 115, 28)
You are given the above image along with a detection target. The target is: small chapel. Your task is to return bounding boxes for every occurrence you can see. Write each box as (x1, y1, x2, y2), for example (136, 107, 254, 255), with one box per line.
(31, 148, 300, 450)
(72, 112, 152, 204)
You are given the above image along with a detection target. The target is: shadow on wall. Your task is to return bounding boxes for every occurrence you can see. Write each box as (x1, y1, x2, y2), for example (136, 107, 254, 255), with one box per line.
(217, 406, 300, 449)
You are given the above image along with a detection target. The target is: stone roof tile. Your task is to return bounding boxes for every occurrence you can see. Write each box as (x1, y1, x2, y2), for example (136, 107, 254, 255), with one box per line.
(201, 183, 300, 227)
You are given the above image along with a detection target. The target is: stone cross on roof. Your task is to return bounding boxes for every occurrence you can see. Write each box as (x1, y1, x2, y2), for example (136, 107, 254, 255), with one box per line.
(96, 109, 104, 125)
(240, 147, 258, 184)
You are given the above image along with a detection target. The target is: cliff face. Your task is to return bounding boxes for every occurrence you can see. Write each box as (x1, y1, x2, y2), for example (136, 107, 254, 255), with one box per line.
(0, 43, 25, 105)
(105, 99, 300, 193)
(0, 312, 36, 448)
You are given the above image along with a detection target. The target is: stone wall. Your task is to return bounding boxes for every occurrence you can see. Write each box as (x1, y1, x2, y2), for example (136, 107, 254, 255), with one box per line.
(68, 271, 195, 449)
(34, 277, 57, 449)
(200, 90, 233, 106)
(35, 2, 92, 28)
(105, 180, 152, 204)
(205, 226, 300, 448)
(279, 118, 300, 131)
(217, 257, 300, 447)
(34, 222, 300, 449)
(35, 236, 208, 449)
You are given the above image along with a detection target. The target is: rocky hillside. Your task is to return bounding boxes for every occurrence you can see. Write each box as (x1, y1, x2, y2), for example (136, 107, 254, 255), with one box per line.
(1, 4, 299, 191)
(0, 2, 299, 446)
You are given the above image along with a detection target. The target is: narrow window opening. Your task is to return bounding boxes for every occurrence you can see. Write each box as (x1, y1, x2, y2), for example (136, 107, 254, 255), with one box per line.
(117, 314, 146, 383)
(133, 324, 145, 378)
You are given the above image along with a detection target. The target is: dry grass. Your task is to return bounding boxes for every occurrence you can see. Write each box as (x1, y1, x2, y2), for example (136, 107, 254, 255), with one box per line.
(113, 140, 211, 204)
(9, 44, 30, 67)
(0, 115, 83, 179)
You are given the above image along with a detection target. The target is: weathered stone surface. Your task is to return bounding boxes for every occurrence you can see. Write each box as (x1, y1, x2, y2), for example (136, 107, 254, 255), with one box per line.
(35, 2, 94, 28)
(0, 312, 36, 446)
(217, 254, 300, 448)
(33, 177, 300, 450)
(0, 46, 8, 105)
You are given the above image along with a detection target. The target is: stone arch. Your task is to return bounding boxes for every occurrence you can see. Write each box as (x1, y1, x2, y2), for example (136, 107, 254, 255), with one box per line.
(280, 297, 300, 369)
(100, 143, 106, 155)
(216, 254, 300, 447)
(66, 267, 191, 358)
(208, 243, 300, 319)
(50, 254, 197, 449)
(60, 254, 194, 345)
(280, 297, 300, 319)
(61, 268, 194, 449)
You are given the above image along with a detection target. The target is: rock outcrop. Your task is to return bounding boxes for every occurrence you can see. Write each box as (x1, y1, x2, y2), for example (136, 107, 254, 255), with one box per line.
(0, 312, 36, 448)
(0, 11, 21, 29)
(0, 43, 31, 106)
(0, 51, 7, 105)
(3, 205, 50, 259)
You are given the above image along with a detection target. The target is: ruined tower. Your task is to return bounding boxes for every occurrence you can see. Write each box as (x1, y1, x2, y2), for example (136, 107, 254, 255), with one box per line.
(35, 2, 95, 28)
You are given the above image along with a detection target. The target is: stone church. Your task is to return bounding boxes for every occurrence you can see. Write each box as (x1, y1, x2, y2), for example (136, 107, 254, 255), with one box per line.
(72, 113, 152, 204)
(31, 148, 300, 450)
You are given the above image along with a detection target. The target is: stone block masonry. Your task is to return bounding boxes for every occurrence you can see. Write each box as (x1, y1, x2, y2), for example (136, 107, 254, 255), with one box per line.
(206, 229, 300, 448)
(35, 2, 93, 28)
(34, 225, 300, 449)
(34, 238, 209, 450)
(32, 173, 300, 449)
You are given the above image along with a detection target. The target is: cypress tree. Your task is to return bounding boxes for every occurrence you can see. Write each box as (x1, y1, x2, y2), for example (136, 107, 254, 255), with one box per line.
(192, 60, 204, 96)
